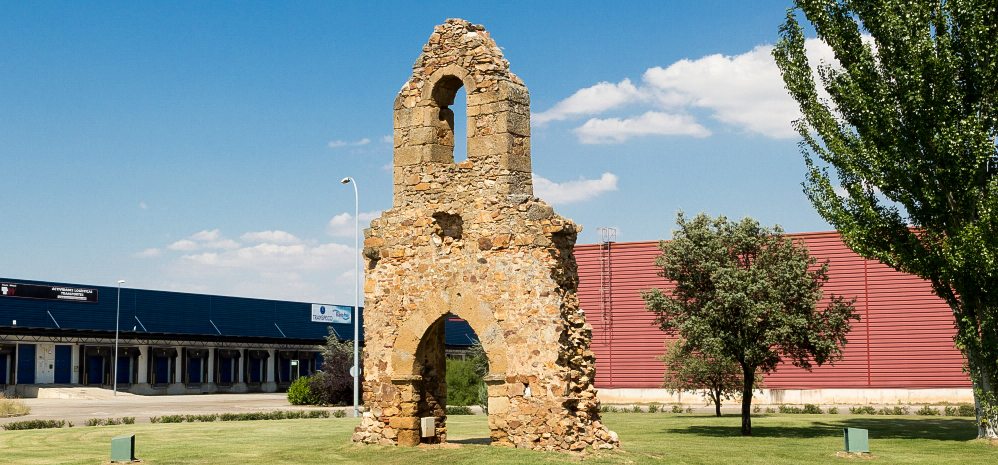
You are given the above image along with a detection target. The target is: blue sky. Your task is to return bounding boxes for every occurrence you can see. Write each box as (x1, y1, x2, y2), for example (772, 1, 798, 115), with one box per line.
(1, 1, 834, 304)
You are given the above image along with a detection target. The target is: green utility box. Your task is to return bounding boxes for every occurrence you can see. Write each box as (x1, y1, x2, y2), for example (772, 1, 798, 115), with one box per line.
(110, 434, 136, 462)
(843, 427, 869, 453)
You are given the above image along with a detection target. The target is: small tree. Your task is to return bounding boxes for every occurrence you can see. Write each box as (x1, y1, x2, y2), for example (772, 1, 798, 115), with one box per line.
(467, 341, 490, 413)
(660, 340, 749, 417)
(643, 213, 858, 435)
(309, 327, 356, 405)
(444, 341, 490, 410)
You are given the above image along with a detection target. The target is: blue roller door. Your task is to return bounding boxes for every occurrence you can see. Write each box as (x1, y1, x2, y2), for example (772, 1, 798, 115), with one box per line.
(17, 344, 35, 384)
(54, 345, 72, 383)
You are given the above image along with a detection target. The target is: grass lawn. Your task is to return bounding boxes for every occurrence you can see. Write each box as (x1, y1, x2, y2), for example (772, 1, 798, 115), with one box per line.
(1, 413, 995, 464)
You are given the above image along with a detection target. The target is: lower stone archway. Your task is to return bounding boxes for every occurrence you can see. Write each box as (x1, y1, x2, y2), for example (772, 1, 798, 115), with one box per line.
(361, 294, 512, 446)
(392, 311, 499, 445)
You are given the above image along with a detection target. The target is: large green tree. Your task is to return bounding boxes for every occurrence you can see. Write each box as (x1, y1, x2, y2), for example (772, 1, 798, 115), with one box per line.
(773, 0, 998, 438)
(643, 213, 857, 435)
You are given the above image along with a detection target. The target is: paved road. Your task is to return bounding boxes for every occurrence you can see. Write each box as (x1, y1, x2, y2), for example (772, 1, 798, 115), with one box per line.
(1, 393, 348, 425)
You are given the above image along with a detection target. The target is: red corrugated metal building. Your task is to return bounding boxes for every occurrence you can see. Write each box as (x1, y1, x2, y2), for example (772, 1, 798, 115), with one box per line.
(576, 231, 970, 391)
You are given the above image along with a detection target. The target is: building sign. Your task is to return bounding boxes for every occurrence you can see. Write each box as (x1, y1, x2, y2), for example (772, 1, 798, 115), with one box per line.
(311, 304, 351, 324)
(0, 282, 98, 303)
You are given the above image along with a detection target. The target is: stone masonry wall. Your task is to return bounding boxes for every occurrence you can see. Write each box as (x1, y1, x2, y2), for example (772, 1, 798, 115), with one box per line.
(351, 18, 618, 452)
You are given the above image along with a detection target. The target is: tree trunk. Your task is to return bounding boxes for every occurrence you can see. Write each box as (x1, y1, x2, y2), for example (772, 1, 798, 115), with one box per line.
(967, 348, 998, 439)
(946, 293, 998, 440)
(713, 389, 722, 417)
(741, 365, 755, 436)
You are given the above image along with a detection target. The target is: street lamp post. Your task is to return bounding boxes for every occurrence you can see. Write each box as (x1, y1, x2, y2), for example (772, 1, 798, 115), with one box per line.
(113, 279, 125, 395)
(340, 176, 360, 418)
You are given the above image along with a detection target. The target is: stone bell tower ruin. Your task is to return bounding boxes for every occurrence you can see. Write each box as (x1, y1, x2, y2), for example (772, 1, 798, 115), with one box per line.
(351, 19, 618, 452)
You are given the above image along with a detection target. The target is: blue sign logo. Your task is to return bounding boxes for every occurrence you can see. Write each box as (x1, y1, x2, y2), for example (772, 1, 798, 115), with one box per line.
(311, 303, 350, 324)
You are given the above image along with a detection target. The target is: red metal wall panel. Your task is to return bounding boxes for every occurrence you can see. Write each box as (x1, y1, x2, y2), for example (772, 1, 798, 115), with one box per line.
(576, 231, 970, 389)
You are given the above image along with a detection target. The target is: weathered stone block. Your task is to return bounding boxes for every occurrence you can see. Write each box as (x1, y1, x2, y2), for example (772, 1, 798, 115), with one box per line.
(468, 133, 513, 158)
(389, 416, 420, 430)
(397, 429, 421, 447)
(500, 152, 532, 173)
(498, 81, 530, 105)
(394, 146, 422, 166)
(488, 396, 510, 415)
(423, 144, 454, 163)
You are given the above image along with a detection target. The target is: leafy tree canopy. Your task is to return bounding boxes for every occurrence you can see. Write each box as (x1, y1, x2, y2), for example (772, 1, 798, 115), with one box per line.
(773, 0, 998, 438)
(644, 213, 857, 435)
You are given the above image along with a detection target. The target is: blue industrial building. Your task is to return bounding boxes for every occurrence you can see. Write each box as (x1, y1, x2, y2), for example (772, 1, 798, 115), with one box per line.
(0, 277, 479, 396)
(0, 278, 357, 395)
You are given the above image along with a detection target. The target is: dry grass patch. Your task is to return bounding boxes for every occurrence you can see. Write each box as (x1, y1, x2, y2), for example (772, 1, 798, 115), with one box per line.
(0, 393, 30, 417)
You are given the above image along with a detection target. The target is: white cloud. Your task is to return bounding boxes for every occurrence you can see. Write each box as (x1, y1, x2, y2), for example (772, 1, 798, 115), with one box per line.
(140, 224, 366, 303)
(191, 229, 221, 241)
(327, 211, 382, 237)
(167, 239, 199, 251)
(534, 79, 643, 124)
(133, 248, 161, 258)
(533, 172, 618, 205)
(381, 135, 393, 144)
(167, 230, 240, 251)
(642, 39, 836, 139)
(240, 230, 301, 244)
(328, 138, 371, 148)
(537, 37, 841, 142)
(575, 111, 710, 144)
(139, 201, 148, 210)
(166, 240, 358, 303)
(204, 239, 240, 250)
(642, 46, 798, 138)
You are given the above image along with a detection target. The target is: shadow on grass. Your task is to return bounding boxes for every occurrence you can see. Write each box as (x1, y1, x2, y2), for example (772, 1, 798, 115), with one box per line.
(449, 437, 491, 445)
(664, 417, 977, 441)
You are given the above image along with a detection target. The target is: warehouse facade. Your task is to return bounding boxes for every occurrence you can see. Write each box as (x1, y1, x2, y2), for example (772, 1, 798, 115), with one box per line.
(0, 279, 354, 396)
(3, 230, 973, 404)
(576, 231, 973, 405)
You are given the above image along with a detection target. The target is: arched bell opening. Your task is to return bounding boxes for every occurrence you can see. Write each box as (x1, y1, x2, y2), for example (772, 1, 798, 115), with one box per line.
(429, 75, 469, 163)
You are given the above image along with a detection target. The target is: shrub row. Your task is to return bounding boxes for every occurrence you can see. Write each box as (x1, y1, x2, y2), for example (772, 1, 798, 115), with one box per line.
(775, 404, 826, 414)
(3, 409, 345, 430)
(149, 410, 337, 423)
(599, 404, 693, 414)
(445, 406, 473, 415)
(85, 417, 135, 427)
(765, 403, 975, 416)
(944, 404, 976, 417)
(599, 402, 976, 416)
(3, 419, 68, 430)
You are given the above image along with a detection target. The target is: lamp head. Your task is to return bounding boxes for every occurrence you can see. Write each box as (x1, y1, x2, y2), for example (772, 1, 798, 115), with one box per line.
(340, 177, 351, 184)
(117, 280, 126, 284)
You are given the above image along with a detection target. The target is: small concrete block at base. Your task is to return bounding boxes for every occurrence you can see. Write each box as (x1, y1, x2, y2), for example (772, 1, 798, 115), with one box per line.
(110, 434, 136, 462)
(843, 427, 869, 453)
(420, 417, 436, 438)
